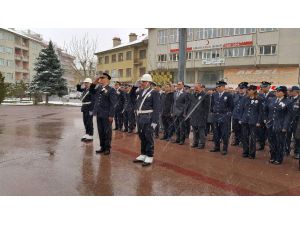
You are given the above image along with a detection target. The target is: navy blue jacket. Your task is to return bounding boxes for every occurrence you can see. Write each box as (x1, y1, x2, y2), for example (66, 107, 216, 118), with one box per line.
(259, 91, 276, 123)
(115, 88, 125, 112)
(264, 97, 292, 131)
(77, 84, 95, 112)
(240, 96, 263, 125)
(90, 84, 117, 118)
(232, 93, 247, 120)
(135, 88, 160, 124)
(211, 92, 234, 122)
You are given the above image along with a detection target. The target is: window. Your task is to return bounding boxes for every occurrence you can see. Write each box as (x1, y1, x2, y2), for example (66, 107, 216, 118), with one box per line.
(169, 53, 179, 61)
(169, 29, 179, 43)
(260, 28, 277, 32)
(118, 53, 123, 62)
(259, 45, 276, 55)
(158, 29, 168, 44)
(211, 50, 220, 59)
(234, 28, 256, 35)
(126, 68, 132, 77)
(223, 28, 234, 36)
(112, 54, 116, 63)
(6, 47, 13, 54)
(139, 49, 146, 59)
(194, 51, 202, 60)
(0, 58, 5, 66)
(126, 51, 132, 60)
(187, 28, 193, 41)
(194, 28, 222, 40)
(98, 57, 103, 64)
(118, 69, 123, 77)
(201, 50, 220, 60)
(5, 73, 14, 81)
(202, 51, 211, 60)
(186, 52, 192, 60)
(104, 56, 109, 64)
(158, 54, 167, 62)
(139, 67, 146, 76)
(224, 46, 255, 57)
(0, 46, 4, 53)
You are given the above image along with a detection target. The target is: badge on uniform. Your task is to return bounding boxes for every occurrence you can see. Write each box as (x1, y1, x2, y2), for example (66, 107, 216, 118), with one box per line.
(279, 102, 286, 108)
(224, 96, 227, 101)
(198, 96, 202, 100)
(147, 94, 151, 98)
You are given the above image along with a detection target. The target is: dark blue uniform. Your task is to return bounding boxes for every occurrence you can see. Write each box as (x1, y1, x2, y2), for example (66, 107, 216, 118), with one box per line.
(257, 91, 276, 150)
(114, 88, 125, 131)
(240, 96, 263, 158)
(77, 84, 94, 137)
(90, 84, 117, 154)
(211, 91, 234, 153)
(264, 97, 292, 164)
(232, 93, 247, 145)
(286, 95, 300, 157)
(160, 92, 174, 140)
(123, 88, 137, 132)
(135, 87, 160, 158)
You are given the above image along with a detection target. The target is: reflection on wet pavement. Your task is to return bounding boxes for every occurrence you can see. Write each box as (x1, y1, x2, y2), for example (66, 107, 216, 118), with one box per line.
(0, 105, 300, 196)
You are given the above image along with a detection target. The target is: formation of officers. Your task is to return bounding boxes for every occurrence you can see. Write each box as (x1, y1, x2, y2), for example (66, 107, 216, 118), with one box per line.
(77, 72, 300, 167)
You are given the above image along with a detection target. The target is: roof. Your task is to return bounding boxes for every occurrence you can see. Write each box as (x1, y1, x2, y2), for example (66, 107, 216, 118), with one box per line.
(0, 28, 44, 44)
(95, 34, 148, 55)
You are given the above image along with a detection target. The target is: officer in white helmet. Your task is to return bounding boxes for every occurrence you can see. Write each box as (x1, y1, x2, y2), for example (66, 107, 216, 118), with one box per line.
(133, 74, 161, 166)
(76, 78, 94, 142)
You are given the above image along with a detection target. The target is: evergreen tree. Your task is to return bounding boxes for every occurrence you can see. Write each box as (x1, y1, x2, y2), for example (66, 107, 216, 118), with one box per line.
(0, 72, 7, 104)
(29, 41, 68, 97)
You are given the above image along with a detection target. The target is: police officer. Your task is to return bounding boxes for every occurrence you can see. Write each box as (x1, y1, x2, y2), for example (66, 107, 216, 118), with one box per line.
(188, 83, 210, 149)
(90, 72, 117, 155)
(171, 81, 190, 145)
(123, 84, 137, 133)
(240, 85, 262, 159)
(257, 81, 276, 150)
(133, 74, 160, 166)
(77, 78, 94, 142)
(210, 81, 234, 155)
(160, 83, 174, 141)
(114, 81, 125, 131)
(232, 82, 248, 146)
(286, 86, 300, 159)
(264, 86, 291, 165)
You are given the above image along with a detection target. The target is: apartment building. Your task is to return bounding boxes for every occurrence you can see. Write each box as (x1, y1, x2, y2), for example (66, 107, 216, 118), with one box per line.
(95, 33, 148, 83)
(147, 28, 300, 87)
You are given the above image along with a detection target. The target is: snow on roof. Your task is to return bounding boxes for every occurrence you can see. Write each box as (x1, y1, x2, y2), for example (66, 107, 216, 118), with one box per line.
(1, 28, 44, 44)
(95, 34, 148, 54)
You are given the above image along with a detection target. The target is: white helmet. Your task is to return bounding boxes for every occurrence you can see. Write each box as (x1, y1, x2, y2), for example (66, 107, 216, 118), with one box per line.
(140, 73, 153, 82)
(83, 78, 92, 84)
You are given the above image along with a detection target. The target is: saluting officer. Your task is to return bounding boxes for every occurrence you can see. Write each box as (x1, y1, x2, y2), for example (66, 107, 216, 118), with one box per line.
(286, 86, 300, 159)
(114, 81, 125, 131)
(188, 83, 210, 149)
(133, 74, 160, 166)
(210, 80, 234, 155)
(171, 81, 190, 145)
(257, 81, 276, 150)
(77, 78, 95, 142)
(240, 85, 263, 159)
(90, 72, 117, 155)
(232, 82, 248, 146)
(264, 86, 292, 165)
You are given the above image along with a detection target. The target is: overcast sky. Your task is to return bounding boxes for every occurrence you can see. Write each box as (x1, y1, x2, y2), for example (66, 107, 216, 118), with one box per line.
(31, 28, 148, 52)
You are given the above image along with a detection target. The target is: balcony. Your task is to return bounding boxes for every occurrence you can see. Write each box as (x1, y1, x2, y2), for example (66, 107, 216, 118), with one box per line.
(15, 54, 23, 60)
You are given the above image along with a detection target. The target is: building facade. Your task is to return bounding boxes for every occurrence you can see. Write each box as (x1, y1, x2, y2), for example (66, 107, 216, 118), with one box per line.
(147, 28, 300, 87)
(95, 33, 148, 83)
(0, 28, 44, 84)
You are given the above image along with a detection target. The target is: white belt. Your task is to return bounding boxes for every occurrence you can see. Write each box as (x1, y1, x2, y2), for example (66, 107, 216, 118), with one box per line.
(137, 110, 153, 115)
(82, 102, 91, 105)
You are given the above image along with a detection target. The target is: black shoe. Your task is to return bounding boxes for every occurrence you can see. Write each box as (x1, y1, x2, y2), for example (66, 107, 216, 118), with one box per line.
(155, 135, 159, 139)
(103, 150, 111, 155)
(128, 130, 133, 133)
(165, 138, 170, 142)
(294, 153, 300, 159)
(221, 151, 227, 155)
(269, 159, 275, 163)
(242, 154, 249, 158)
(123, 129, 128, 132)
(197, 145, 205, 149)
(191, 144, 198, 148)
(81, 137, 87, 142)
(249, 155, 255, 159)
(95, 149, 105, 154)
(172, 140, 180, 144)
(273, 161, 282, 165)
(113, 128, 118, 130)
(179, 141, 184, 145)
(210, 148, 220, 152)
(142, 162, 152, 167)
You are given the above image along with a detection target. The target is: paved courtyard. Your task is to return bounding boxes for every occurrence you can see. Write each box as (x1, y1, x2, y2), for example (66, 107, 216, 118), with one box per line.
(0, 105, 300, 196)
